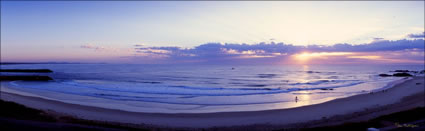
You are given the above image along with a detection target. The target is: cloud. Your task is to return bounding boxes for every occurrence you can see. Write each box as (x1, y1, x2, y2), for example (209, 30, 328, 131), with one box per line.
(80, 44, 106, 51)
(373, 38, 384, 41)
(136, 48, 172, 55)
(312, 39, 424, 52)
(407, 32, 425, 38)
(115, 33, 425, 64)
(80, 44, 134, 54)
(134, 39, 422, 54)
(134, 44, 145, 47)
(129, 38, 424, 64)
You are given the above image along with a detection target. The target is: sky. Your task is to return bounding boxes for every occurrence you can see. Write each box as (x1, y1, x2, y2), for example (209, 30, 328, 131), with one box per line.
(1, 1, 424, 65)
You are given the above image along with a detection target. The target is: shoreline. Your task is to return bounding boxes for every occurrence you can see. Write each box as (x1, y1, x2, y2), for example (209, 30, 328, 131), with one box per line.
(1, 76, 424, 128)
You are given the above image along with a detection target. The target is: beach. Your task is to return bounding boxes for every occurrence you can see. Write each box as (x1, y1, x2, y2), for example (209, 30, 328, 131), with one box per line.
(2, 1, 425, 130)
(1, 76, 423, 129)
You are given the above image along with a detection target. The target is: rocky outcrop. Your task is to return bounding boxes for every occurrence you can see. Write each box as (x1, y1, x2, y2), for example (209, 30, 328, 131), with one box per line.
(0, 69, 54, 81)
(0, 69, 53, 73)
(392, 73, 413, 77)
(392, 70, 410, 73)
(379, 74, 392, 77)
(0, 76, 53, 81)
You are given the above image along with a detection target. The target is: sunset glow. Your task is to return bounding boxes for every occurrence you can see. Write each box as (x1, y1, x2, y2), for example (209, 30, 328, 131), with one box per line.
(1, 1, 424, 64)
(347, 55, 382, 60)
(292, 52, 354, 63)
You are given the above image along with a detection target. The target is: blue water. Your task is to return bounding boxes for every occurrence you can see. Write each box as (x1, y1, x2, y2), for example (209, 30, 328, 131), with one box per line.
(1, 64, 423, 113)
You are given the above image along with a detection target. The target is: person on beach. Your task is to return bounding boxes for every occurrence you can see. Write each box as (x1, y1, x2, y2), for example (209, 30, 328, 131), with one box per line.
(295, 96, 298, 103)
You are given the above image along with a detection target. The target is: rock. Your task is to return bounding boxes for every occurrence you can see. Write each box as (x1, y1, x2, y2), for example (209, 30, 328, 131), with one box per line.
(0, 76, 53, 81)
(379, 74, 392, 77)
(420, 70, 425, 74)
(0, 69, 53, 73)
(393, 73, 412, 77)
(393, 70, 410, 72)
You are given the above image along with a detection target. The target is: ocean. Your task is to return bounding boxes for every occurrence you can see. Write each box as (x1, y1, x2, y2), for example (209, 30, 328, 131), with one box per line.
(1, 64, 423, 113)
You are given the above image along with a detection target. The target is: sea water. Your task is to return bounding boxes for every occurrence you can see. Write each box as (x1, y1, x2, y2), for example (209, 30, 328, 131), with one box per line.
(1, 64, 423, 113)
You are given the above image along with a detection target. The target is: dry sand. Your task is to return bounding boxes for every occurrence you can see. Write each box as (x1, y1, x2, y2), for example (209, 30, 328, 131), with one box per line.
(1, 77, 424, 129)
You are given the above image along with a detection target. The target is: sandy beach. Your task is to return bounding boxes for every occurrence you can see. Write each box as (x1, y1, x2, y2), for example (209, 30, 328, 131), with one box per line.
(1, 76, 424, 129)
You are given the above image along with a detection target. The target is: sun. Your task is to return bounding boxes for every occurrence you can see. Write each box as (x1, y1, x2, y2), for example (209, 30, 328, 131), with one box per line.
(292, 52, 354, 64)
(293, 52, 313, 62)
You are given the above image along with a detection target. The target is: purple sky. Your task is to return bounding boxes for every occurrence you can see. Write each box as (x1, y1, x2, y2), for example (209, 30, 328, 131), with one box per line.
(1, 1, 424, 65)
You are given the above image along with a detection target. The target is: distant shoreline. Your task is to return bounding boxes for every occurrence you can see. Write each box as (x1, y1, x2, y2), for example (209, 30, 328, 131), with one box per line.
(1, 77, 423, 129)
(0, 62, 106, 65)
